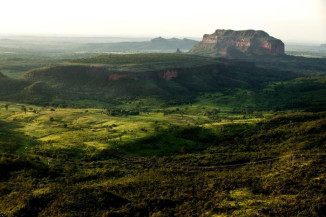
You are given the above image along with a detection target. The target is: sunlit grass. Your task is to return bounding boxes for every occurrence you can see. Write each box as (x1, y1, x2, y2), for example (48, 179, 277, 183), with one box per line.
(0, 100, 269, 156)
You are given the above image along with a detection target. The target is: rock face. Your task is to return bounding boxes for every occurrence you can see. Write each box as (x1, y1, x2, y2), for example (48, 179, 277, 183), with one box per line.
(190, 29, 285, 57)
(175, 48, 182, 54)
(161, 70, 178, 80)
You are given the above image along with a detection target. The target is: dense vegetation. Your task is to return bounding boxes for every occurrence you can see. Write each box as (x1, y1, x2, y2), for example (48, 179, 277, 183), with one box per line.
(244, 55, 326, 75)
(0, 54, 302, 106)
(0, 103, 325, 216)
(0, 50, 325, 216)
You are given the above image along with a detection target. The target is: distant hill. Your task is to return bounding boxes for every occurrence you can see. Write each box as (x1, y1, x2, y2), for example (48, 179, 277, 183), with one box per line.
(15, 54, 296, 105)
(321, 44, 326, 49)
(81, 37, 198, 52)
(1, 53, 326, 111)
(189, 29, 285, 58)
(0, 71, 6, 79)
(0, 72, 30, 101)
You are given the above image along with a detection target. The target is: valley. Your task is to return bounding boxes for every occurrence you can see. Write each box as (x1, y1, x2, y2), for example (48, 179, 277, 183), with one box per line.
(0, 33, 325, 216)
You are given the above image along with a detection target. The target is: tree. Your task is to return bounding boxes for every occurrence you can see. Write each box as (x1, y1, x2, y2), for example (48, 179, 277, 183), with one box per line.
(21, 105, 27, 114)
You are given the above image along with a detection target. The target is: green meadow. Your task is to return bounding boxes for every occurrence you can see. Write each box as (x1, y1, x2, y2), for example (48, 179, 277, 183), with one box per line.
(0, 100, 264, 156)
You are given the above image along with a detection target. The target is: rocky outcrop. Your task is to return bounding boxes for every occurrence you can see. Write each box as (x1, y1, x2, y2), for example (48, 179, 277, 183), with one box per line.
(190, 29, 285, 57)
(175, 48, 182, 54)
(162, 70, 178, 80)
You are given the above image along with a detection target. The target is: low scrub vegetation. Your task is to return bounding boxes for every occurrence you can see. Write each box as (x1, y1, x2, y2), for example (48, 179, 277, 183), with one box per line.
(0, 101, 325, 216)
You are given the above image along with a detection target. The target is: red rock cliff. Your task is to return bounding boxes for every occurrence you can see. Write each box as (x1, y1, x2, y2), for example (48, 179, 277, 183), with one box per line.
(162, 70, 178, 80)
(190, 29, 285, 57)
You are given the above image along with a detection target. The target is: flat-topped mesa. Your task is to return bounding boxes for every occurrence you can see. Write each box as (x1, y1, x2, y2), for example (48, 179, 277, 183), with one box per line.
(190, 29, 285, 57)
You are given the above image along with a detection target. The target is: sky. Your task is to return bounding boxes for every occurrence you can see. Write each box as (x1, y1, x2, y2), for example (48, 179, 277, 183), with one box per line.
(0, 0, 325, 43)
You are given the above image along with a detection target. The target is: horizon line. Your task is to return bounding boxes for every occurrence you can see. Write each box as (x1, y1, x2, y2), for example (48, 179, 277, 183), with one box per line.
(0, 33, 324, 45)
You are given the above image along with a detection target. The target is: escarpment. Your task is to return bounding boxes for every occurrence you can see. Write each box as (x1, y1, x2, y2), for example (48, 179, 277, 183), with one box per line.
(190, 29, 285, 57)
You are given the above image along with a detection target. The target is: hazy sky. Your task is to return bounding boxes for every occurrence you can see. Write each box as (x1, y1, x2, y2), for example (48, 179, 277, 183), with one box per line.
(1, 0, 325, 43)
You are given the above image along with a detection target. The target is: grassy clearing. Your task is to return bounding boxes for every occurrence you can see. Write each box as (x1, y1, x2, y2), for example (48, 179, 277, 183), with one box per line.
(0, 102, 216, 155)
(0, 100, 278, 157)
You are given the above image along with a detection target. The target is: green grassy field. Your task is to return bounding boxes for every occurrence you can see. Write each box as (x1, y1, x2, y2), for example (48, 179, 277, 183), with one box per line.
(0, 100, 325, 216)
(0, 101, 263, 156)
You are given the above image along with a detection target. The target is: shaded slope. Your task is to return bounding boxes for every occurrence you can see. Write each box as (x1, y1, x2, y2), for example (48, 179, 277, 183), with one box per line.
(21, 54, 296, 103)
(0, 72, 30, 100)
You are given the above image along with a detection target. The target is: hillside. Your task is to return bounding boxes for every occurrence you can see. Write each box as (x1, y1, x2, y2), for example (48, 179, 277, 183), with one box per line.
(0, 102, 325, 216)
(0, 71, 6, 79)
(190, 29, 285, 57)
(243, 55, 326, 75)
(18, 54, 298, 105)
(81, 37, 198, 52)
(0, 53, 325, 112)
(0, 72, 31, 101)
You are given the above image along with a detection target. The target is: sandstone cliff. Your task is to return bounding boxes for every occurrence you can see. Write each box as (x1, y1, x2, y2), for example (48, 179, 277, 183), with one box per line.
(189, 29, 285, 57)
